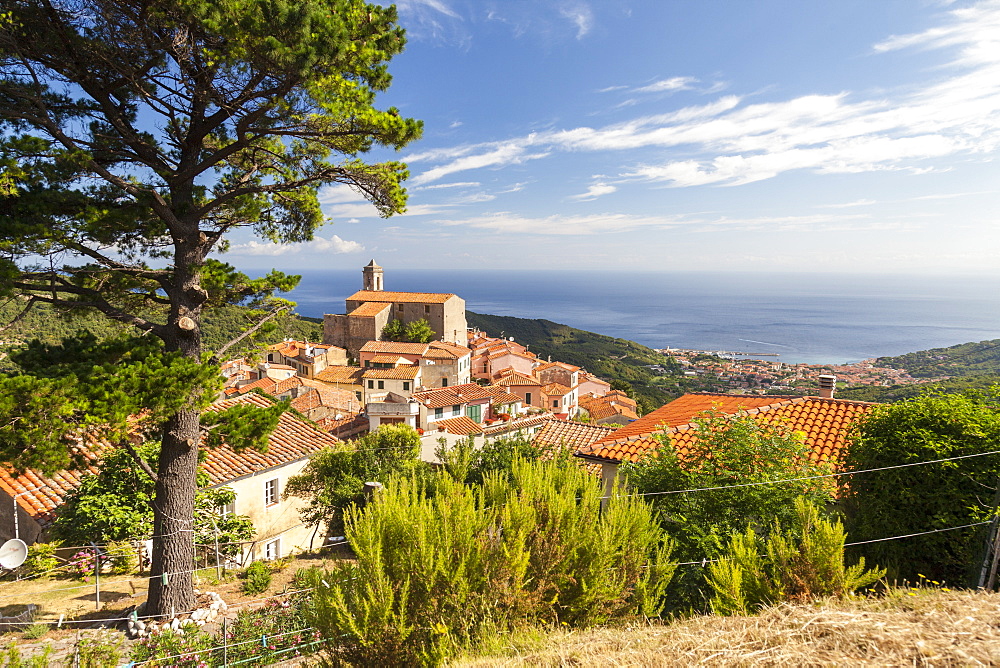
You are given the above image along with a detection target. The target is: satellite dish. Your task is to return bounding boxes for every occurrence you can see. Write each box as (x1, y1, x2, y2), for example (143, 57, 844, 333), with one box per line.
(0, 538, 28, 570)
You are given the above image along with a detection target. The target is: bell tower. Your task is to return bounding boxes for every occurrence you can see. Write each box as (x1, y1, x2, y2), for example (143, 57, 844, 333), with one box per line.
(362, 259, 384, 291)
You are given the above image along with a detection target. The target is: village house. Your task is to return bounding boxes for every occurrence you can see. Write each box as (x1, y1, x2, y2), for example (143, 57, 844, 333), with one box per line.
(265, 340, 348, 378)
(312, 365, 366, 403)
(578, 390, 639, 425)
(574, 390, 876, 504)
(0, 393, 341, 561)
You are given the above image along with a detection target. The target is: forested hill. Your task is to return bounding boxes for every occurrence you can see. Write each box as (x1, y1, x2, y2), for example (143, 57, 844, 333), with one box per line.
(873, 339, 1000, 378)
(466, 311, 679, 412)
(0, 300, 322, 370)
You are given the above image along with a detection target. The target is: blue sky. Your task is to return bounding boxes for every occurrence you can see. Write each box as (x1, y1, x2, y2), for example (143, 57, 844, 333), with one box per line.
(227, 0, 1000, 275)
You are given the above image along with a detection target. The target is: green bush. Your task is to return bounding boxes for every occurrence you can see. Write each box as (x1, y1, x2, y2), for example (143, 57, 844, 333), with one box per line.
(2, 643, 52, 668)
(242, 560, 272, 596)
(707, 498, 885, 616)
(842, 389, 1000, 585)
(307, 458, 674, 666)
(20, 622, 48, 640)
(106, 540, 139, 575)
(21, 542, 60, 578)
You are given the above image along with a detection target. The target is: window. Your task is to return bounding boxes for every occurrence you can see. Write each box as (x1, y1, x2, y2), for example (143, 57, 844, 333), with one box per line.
(367, 380, 374, 389)
(552, 400, 559, 408)
(264, 538, 281, 561)
(467, 404, 482, 423)
(434, 407, 443, 419)
(402, 381, 410, 391)
(424, 305, 430, 314)
(441, 377, 448, 387)
(264, 478, 279, 507)
(377, 380, 385, 390)
(452, 404, 461, 415)
(525, 392, 532, 405)
(397, 303, 403, 312)
(355, 391, 362, 401)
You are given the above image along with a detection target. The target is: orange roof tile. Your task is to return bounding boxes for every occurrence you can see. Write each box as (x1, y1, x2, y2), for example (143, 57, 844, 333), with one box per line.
(368, 354, 414, 365)
(347, 290, 456, 304)
(360, 341, 430, 355)
(314, 366, 365, 384)
(433, 416, 484, 436)
(578, 394, 875, 467)
(414, 383, 497, 409)
(362, 367, 420, 380)
(424, 341, 472, 359)
(541, 383, 572, 396)
(535, 361, 581, 373)
(348, 301, 392, 317)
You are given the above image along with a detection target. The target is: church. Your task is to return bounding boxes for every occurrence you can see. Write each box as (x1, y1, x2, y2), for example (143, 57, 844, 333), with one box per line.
(323, 260, 468, 359)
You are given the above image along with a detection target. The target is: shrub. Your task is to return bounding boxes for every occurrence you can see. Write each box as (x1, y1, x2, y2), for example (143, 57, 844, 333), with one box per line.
(21, 542, 60, 578)
(105, 541, 139, 575)
(128, 628, 215, 668)
(21, 622, 48, 640)
(63, 549, 97, 581)
(242, 560, 272, 596)
(707, 498, 885, 616)
(842, 389, 1000, 585)
(307, 458, 674, 666)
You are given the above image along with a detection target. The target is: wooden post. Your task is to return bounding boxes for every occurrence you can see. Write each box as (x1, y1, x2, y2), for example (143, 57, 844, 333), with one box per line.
(222, 616, 228, 667)
(93, 546, 101, 611)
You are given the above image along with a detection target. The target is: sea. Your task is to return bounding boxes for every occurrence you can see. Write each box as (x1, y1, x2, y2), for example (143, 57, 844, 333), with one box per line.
(281, 269, 1000, 366)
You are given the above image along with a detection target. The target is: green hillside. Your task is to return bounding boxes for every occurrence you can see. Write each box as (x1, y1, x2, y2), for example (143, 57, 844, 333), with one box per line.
(0, 300, 322, 370)
(837, 374, 1000, 403)
(874, 339, 1000, 378)
(466, 311, 686, 412)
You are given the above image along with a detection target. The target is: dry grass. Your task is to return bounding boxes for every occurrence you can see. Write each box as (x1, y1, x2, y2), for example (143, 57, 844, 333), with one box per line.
(454, 588, 1000, 667)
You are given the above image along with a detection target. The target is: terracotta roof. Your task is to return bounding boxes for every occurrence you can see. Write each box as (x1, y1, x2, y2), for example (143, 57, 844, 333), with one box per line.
(490, 389, 524, 405)
(424, 341, 472, 359)
(300, 379, 362, 410)
(579, 391, 639, 421)
(494, 370, 541, 387)
(368, 354, 414, 365)
(578, 394, 875, 466)
(414, 383, 497, 409)
(347, 290, 457, 304)
(314, 366, 365, 384)
(272, 376, 304, 396)
(1, 394, 340, 525)
(264, 363, 295, 370)
(433, 416, 484, 436)
(348, 301, 392, 317)
(267, 340, 335, 359)
(290, 389, 323, 413)
(0, 442, 104, 525)
(591, 393, 799, 447)
(482, 413, 556, 436)
(535, 361, 581, 373)
(360, 341, 430, 355)
(200, 394, 341, 484)
(541, 383, 572, 396)
(236, 377, 277, 395)
(533, 420, 617, 475)
(362, 367, 420, 380)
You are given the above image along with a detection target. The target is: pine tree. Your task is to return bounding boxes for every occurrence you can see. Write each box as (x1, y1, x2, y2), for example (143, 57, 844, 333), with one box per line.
(0, 0, 420, 616)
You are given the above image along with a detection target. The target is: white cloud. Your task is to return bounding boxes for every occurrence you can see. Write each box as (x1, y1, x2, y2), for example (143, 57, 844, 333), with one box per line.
(559, 2, 594, 39)
(404, 2, 1000, 189)
(633, 76, 698, 94)
(817, 199, 878, 209)
(318, 185, 368, 204)
(229, 234, 364, 257)
(569, 182, 617, 201)
(416, 181, 482, 190)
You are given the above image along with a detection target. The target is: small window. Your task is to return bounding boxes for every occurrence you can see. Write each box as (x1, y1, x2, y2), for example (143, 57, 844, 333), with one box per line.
(264, 538, 281, 561)
(424, 305, 430, 314)
(525, 392, 532, 404)
(355, 391, 362, 401)
(368, 380, 374, 389)
(403, 381, 410, 391)
(264, 478, 279, 507)
(434, 407, 443, 419)
(452, 404, 461, 415)
(378, 380, 385, 390)
(441, 377, 448, 387)
(552, 400, 559, 408)
(397, 303, 403, 311)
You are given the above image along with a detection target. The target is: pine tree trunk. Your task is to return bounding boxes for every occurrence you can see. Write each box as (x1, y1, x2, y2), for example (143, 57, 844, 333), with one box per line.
(144, 235, 206, 617)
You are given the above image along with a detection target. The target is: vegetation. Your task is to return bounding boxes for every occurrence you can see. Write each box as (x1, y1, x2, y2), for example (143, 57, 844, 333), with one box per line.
(305, 458, 674, 666)
(874, 339, 1000, 378)
(52, 444, 255, 552)
(842, 389, 1000, 586)
(0, 0, 420, 616)
(284, 424, 425, 536)
(621, 412, 837, 610)
(838, 373, 1000, 403)
(381, 317, 435, 343)
(707, 498, 884, 615)
(241, 560, 273, 596)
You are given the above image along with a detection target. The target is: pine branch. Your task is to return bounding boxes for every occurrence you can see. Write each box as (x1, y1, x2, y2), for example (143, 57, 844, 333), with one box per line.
(210, 304, 290, 364)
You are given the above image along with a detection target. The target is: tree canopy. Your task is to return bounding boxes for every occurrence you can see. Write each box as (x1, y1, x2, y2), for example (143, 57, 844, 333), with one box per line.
(842, 389, 1000, 585)
(0, 0, 420, 615)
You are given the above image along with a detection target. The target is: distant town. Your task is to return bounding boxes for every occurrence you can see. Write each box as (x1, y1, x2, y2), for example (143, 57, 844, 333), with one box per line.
(657, 348, 943, 394)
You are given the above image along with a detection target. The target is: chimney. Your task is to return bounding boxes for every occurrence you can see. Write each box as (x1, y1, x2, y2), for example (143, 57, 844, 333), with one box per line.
(818, 374, 836, 399)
